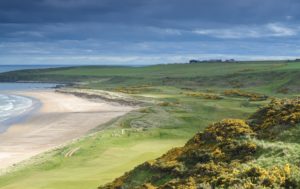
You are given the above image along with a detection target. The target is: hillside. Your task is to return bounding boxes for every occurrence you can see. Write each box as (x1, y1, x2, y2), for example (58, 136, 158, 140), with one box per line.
(0, 62, 300, 94)
(99, 98, 300, 189)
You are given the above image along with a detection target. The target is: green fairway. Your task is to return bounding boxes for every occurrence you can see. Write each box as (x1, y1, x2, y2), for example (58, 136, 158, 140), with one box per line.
(0, 134, 185, 189)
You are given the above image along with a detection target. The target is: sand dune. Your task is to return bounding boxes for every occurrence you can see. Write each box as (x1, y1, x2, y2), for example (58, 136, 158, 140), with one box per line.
(0, 90, 134, 171)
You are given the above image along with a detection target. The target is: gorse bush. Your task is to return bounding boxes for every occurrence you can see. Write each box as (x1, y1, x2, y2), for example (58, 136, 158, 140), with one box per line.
(201, 119, 254, 142)
(223, 90, 268, 101)
(185, 92, 223, 100)
(99, 98, 300, 189)
(248, 98, 300, 139)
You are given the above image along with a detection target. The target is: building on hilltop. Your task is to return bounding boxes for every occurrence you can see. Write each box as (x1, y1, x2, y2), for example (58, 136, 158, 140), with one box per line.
(189, 59, 236, 64)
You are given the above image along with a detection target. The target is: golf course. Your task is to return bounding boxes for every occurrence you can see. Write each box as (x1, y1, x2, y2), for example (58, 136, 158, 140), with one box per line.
(0, 61, 299, 188)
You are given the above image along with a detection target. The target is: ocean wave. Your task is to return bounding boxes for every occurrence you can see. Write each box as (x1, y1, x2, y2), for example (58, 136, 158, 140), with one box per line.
(0, 94, 33, 123)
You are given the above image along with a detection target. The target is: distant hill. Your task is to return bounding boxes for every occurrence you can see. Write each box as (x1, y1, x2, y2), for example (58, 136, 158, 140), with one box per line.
(0, 61, 299, 94)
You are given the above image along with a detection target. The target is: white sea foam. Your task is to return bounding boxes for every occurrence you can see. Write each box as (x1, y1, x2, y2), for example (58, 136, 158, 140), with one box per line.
(0, 94, 33, 124)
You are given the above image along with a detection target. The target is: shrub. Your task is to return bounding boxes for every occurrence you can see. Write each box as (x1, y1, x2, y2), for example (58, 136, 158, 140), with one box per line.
(240, 164, 297, 188)
(160, 177, 197, 189)
(223, 90, 268, 101)
(185, 92, 223, 100)
(201, 119, 255, 142)
(248, 98, 300, 138)
(140, 183, 157, 189)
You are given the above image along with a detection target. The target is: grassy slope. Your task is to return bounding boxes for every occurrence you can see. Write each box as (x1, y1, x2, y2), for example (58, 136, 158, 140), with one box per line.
(0, 62, 299, 189)
(98, 98, 300, 188)
(0, 135, 184, 189)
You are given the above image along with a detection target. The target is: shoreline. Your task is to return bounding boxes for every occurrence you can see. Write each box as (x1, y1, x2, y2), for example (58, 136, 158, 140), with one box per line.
(0, 89, 135, 171)
(0, 93, 41, 133)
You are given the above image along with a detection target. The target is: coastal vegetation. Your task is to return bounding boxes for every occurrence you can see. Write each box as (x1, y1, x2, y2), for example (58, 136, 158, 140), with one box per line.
(223, 90, 268, 101)
(99, 98, 300, 188)
(0, 61, 299, 189)
(184, 92, 223, 100)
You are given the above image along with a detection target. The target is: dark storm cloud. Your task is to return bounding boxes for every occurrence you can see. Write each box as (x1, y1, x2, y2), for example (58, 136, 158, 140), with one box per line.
(1, 0, 300, 65)
(1, 0, 300, 25)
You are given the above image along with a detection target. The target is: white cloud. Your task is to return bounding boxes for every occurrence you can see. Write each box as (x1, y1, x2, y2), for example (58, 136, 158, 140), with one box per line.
(2, 53, 300, 66)
(266, 23, 296, 36)
(163, 29, 182, 35)
(194, 28, 259, 39)
(148, 27, 182, 36)
(193, 23, 297, 39)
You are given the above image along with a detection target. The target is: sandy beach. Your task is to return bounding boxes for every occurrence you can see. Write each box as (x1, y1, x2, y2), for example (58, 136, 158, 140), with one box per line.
(0, 90, 135, 171)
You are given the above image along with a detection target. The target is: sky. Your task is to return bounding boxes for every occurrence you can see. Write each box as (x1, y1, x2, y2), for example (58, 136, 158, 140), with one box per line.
(1, 0, 300, 65)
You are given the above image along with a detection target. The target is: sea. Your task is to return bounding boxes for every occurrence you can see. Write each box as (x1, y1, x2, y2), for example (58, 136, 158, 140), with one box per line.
(0, 65, 65, 131)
